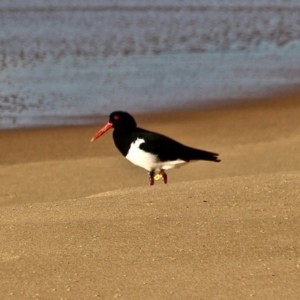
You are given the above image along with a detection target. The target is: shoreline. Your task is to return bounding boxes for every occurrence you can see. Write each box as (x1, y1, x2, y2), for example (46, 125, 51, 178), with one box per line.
(1, 89, 299, 133)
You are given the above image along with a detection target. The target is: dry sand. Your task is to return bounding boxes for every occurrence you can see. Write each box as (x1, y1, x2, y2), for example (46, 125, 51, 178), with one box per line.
(1, 97, 300, 299)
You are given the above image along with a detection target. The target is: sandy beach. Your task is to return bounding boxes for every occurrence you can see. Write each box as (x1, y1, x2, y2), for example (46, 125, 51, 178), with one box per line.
(1, 97, 300, 299)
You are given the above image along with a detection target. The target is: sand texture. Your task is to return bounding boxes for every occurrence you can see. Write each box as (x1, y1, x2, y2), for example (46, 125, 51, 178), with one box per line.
(1, 98, 300, 299)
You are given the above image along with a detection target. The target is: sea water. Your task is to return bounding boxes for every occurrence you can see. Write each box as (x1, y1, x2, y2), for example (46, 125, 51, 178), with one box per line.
(1, 0, 300, 129)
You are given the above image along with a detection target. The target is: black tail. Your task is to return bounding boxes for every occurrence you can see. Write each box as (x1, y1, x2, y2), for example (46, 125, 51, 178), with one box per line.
(185, 147, 221, 162)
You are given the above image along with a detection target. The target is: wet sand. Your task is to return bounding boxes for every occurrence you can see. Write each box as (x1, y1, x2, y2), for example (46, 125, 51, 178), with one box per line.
(1, 97, 300, 299)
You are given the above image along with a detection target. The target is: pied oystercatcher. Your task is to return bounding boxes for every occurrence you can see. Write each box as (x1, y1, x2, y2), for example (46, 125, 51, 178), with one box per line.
(91, 111, 220, 185)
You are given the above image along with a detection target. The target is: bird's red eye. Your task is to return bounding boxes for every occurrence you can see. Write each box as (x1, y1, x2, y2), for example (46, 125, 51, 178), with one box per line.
(114, 115, 119, 120)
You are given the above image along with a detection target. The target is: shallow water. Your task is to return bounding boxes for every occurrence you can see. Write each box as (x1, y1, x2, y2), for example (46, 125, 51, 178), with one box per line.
(1, 1, 300, 129)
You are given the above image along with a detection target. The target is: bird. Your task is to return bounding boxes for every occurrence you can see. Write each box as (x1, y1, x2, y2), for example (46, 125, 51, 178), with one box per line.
(91, 111, 220, 186)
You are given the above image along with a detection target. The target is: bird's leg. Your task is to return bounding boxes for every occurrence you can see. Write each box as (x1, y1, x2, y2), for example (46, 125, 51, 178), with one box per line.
(148, 170, 155, 186)
(162, 170, 167, 184)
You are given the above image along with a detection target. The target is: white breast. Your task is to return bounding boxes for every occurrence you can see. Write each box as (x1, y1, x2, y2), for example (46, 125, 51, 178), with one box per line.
(126, 138, 158, 171)
(125, 138, 187, 172)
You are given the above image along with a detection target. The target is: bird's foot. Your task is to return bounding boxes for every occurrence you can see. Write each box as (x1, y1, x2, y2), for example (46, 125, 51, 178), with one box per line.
(148, 171, 155, 186)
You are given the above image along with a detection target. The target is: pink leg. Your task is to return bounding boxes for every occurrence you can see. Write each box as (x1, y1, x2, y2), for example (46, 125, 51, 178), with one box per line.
(162, 171, 167, 184)
(148, 171, 155, 186)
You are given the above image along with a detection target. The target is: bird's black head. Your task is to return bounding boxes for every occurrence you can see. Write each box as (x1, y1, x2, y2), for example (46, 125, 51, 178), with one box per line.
(91, 111, 137, 142)
(109, 111, 137, 130)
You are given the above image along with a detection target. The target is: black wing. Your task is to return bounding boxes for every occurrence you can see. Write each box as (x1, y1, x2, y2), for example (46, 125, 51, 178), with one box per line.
(134, 128, 220, 163)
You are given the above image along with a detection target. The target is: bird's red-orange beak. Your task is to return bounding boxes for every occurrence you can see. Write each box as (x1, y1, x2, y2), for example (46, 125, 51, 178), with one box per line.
(90, 122, 113, 142)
